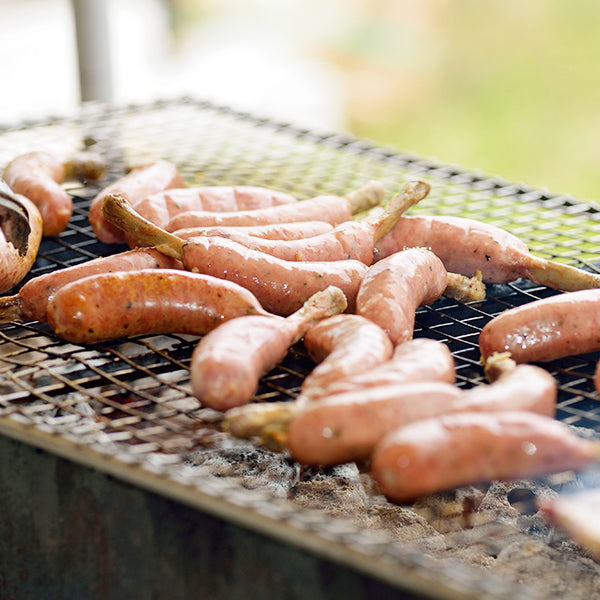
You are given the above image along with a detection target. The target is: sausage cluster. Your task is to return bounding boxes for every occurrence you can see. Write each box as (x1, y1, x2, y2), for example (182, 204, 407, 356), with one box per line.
(2, 152, 600, 517)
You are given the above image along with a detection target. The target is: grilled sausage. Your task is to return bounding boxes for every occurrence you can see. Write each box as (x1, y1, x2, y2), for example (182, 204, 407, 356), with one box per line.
(286, 357, 556, 466)
(173, 221, 335, 242)
(0, 193, 43, 293)
(222, 337, 456, 444)
(300, 314, 394, 399)
(89, 160, 185, 244)
(479, 289, 600, 363)
(190, 286, 347, 411)
(166, 180, 386, 231)
(371, 411, 599, 503)
(46, 269, 270, 344)
(374, 214, 600, 292)
(0, 247, 181, 323)
(3, 151, 71, 237)
(315, 338, 456, 398)
(176, 181, 429, 265)
(355, 248, 448, 345)
(133, 185, 297, 232)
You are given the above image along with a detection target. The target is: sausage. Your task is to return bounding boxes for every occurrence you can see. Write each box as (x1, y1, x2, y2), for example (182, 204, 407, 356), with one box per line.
(173, 221, 334, 242)
(355, 248, 448, 345)
(190, 286, 347, 411)
(63, 151, 107, 183)
(370, 411, 600, 503)
(101, 191, 369, 314)
(0, 247, 181, 323)
(374, 214, 600, 292)
(0, 192, 43, 293)
(89, 160, 185, 244)
(46, 269, 270, 344)
(286, 357, 557, 467)
(537, 489, 600, 562)
(479, 289, 600, 363)
(315, 338, 456, 398)
(3, 151, 71, 237)
(166, 180, 387, 231)
(300, 314, 394, 399)
(595, 359, 600, 396)
(177, 180, 429, 265)
(133, 185, 297, 231)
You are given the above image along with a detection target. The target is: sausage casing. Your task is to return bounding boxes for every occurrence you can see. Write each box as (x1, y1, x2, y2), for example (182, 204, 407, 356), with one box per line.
(479, 289, 600, 363)
(371, 411, 598, 502)
(46, 269, 268, 344)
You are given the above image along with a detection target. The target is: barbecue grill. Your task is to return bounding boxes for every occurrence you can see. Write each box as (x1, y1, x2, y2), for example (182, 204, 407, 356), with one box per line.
(0, 96, 599, 600)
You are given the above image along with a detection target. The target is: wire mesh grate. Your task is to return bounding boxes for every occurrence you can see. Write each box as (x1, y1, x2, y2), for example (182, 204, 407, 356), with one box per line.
(0, 96, 600, 600)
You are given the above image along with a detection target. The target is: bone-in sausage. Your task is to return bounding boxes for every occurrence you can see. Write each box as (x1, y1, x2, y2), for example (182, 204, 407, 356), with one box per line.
(300, 314, 393, 399)
(3, 151, 71, 237)
(286, 359, 556, 466)
(46, 269, 269, 344)
(183, 236, 368, 315)
(177, 180, 429, 265)
(190, 286, 347, 411)
(166, 181, 386, 231)
(0, 193, 43, 293)
(355, 248, 448, 345)
(479, 289, 600, 363)
(133, 185, 297, 231)
(173, 221, 334, 242)
(374, 214, 600, 292)
(0, 247, 181, 323)
(371, 411, 599, 503)
(89, 160, 185, 244)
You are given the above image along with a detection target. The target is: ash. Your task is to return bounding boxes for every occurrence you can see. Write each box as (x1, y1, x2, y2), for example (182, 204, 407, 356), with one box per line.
(185, 439, 600, 599)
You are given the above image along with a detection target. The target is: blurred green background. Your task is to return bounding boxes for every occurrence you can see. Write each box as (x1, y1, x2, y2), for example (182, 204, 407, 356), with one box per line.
(169, 0, 600, 203)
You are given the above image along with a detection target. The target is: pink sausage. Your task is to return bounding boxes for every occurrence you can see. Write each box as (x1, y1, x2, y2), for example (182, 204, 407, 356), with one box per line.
(355, 248, 448, 345)
(3, 151, 71, 237)
(287, 361, 556, 467)
(190, 286, 347, 411)
(181, 236, 368, 315)
(479, 289, 600, 363)
(371, 411, 598, 503)
(89, 160, 185, 244)
(173, 221, 334, 242)
(133, 185, 297, 231)
(300, 314, 393, 398)
(314, 338, 456, 399)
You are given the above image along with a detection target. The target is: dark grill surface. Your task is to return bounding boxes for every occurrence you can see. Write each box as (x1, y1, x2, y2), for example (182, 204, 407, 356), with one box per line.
(1, 97, 600, 600)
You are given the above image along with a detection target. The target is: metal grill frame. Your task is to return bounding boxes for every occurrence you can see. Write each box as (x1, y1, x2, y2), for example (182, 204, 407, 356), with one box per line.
(0, 96, 599, 600)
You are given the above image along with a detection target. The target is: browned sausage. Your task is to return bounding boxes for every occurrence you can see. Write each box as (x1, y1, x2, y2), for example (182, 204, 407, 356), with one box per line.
(166, 181, 386, 231)
(177, 181, 429, 265)
(133, 185, 297, 231)
(3, 151, 71, 236)
(173, 221, 334, 242)
(46, 269, 270, 344)
(300, 314, 394, 399)
(0, 247, 181, 323)
(374, 214, 600, 292)
(371, 411, 599, 503)
(479, 289, 600, 363)
(0, 192, 43, 293)
(355, 248, 448, 345)
(89, 160, 185, 244)
(190, 286, 347, 411)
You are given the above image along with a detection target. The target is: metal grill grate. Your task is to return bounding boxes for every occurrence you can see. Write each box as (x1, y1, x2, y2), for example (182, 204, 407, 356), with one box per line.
(1, 97, 600, 600)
